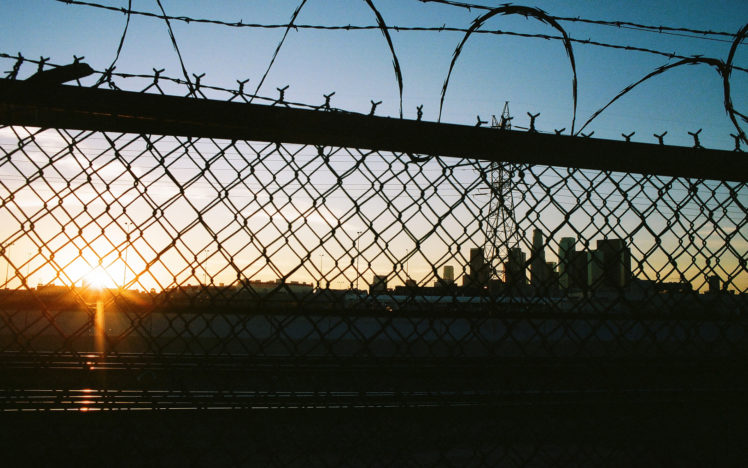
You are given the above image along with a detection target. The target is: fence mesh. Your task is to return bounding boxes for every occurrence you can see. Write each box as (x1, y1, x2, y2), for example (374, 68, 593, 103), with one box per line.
(1, 58, 747, 464)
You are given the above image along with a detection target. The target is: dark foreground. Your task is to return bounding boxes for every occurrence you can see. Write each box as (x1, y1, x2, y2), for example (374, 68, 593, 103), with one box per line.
(2, 350, 747, 466)
(3, 400, 747, 466)
(2, 298, 747, 466)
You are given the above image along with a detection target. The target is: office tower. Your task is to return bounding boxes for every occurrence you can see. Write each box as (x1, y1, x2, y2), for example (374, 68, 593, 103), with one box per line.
(569, 250, 589, 290)
(545, 261, 559, 292)
(596, 239, 632, 288)
(370, 275, 387, 293)
(530, 229, 547, 288)
(443, 265, 455, 285)
(469, 247, 489, 288)
(558, 237, 576, 289)
(504, 247, 527, 290)
(588, 250, 605, 289)
(708, 275, 721, 293)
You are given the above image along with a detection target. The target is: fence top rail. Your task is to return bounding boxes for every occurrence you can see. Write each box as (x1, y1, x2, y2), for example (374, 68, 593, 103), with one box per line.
(0, 80, 745, 183)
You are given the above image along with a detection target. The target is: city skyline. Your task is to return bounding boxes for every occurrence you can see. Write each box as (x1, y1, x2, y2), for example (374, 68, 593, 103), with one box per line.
(1, 135, 744, 295)
(1, 2, 746, 458)
(4, 227, 742, 296)
(2, 1, 746, 296)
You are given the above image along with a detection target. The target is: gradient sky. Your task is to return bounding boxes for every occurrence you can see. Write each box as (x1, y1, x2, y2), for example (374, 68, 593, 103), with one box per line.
(1, 0, 746, 147)
(0, 1, 746, 292)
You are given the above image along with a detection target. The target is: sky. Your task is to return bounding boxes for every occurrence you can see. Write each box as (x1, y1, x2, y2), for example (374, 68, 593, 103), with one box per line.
(0, 1, 747, 292)
(1, 0, 746, 146)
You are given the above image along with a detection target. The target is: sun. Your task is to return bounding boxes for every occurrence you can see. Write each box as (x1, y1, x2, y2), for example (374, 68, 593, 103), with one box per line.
(83, 266, 119, 290)
(65, 260, 121, 290)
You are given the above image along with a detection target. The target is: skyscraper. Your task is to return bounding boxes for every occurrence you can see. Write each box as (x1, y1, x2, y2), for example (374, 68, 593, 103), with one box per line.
(370, 275, 387, 293)
(545, 261, 559, 292)
(569, 250, 589, 291)
(468, 247, 489, 288)
(504, 247, 527, 291)
(588, 250, 605, 290)
(530, 229, 547, 288)
(558, 237, 576, 289)
(596, 239, 631, 288)
(443, 265, 455, 285)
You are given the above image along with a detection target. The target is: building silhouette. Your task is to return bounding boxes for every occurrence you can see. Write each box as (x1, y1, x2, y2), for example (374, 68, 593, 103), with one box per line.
(558, 237, 576, 289)
(545, 261, 559, 294)
(370, 275, 387, 293)
(530, 229, 546, 287)
(466, 247, 489, 289)
(443, 265, 455, 285)
(596, 239, 632, 288)
(588, 249, 605, 290)
(435, 265, 456, 288)
(504, 247, 527, 292)
(567, 250, 589, 291)
(368, 233, 634, 298)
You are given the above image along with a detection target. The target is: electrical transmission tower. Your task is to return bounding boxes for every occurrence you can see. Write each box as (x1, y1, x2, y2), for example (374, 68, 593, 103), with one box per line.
(485, 102, 520, 281)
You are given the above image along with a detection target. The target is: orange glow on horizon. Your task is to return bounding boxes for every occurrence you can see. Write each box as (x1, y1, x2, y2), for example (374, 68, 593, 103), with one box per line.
(62, 261, 122, 290)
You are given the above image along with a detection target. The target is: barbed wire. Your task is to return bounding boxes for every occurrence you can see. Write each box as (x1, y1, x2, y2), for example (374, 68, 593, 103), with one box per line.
(154, 0, 193, 95)
(419, 0, 745, 40)
(94, 0, 130, 88)
(55, 0, 742, 40)
(1, 4, 747, 462)
(438, 4, 578, 132)
(249, 0, 308, 102)
(8, 0, 748, 142)
(2, 27, 748, 468)
(3, 51, 745, 148)
(0, 52, 361, 115)
(48, 0, 748, 75)
(576, 25, 748, 143)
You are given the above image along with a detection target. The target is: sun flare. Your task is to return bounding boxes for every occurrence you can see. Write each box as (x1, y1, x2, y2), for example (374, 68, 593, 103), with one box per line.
(65, 261, 121, 290)
(84, 266, 118, 290)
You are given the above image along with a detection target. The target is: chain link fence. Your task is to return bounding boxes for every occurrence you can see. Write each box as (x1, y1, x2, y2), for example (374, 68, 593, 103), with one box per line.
(1, 58, 747, 464)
